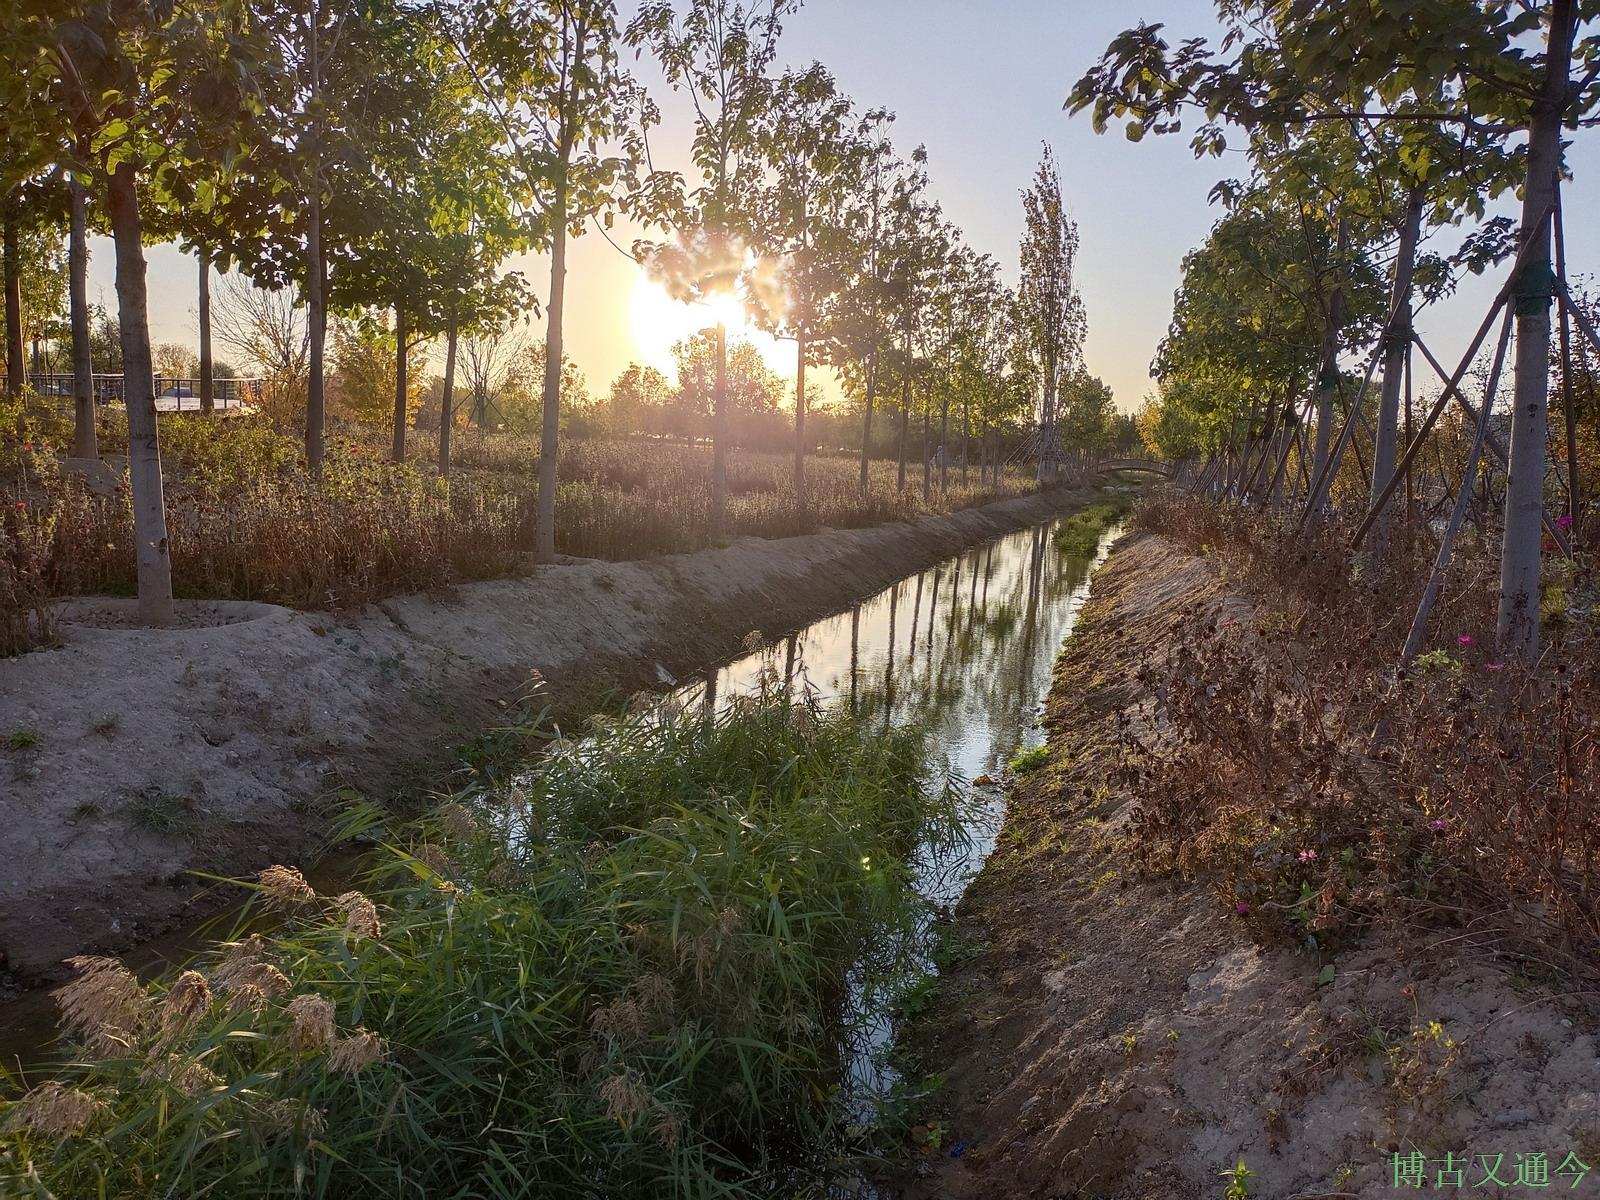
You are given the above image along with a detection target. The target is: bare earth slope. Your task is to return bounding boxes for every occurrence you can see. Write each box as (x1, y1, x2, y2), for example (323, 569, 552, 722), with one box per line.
(906, 534, 1599, 1199)
(0, 488, 1089, 984)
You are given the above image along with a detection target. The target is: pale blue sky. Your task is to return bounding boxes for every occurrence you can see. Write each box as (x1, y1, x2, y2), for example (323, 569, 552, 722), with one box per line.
(90, 1, 1600, 412)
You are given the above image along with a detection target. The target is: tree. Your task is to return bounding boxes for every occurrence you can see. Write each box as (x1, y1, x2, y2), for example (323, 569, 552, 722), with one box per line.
(1071, 0, 1600, 660)
(20, 0, 265, 623)
(670, 330, 783, 445)
(629, 0, 795, 534)
(1018, 144, 1086, 483)
(605, 362, 673, 436)
(751, 62, 858, 508)
(444, 0, 667, 553)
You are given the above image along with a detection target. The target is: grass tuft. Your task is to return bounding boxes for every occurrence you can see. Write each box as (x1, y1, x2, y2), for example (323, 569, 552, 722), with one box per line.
(1, 689, 964, 1197)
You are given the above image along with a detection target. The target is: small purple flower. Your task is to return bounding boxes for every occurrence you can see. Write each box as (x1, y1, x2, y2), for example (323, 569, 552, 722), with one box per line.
(1485, 661, 1506, 673)
(1429, 819, 1447, 832)
(1298, 849, 1318, 863)
(1557, 513, 1575, 531)
(1235, 901, 1251, 916)
(1457, 634, 1475, 648)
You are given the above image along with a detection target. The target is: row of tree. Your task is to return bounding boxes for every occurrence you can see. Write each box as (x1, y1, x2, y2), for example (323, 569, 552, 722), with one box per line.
(1076, 0, 1600, 662)
(3, 0, 1121, 623)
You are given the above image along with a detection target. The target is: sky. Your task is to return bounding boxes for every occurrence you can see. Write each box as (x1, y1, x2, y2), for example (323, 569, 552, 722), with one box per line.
(86, 0, 1600, 415)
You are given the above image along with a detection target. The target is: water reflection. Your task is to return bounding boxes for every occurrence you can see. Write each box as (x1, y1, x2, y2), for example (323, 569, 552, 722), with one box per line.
(681, 516, 1120, 811)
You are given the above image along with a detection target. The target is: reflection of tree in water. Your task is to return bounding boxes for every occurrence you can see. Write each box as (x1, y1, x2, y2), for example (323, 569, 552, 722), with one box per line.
(681, 515, 1118, 789)
(801, 516, 1114, 781)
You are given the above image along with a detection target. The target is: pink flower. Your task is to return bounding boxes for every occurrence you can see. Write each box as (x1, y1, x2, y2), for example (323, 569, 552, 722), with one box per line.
(1457, 634, 1475, 648)
(1235, 901, 1251, 916)
(1557, 513, 1574, 531)
(1298, 849, 1317, 863)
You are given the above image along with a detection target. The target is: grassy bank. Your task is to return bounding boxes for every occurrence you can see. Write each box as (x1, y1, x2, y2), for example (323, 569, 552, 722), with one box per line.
(0, 679, 964, 1197)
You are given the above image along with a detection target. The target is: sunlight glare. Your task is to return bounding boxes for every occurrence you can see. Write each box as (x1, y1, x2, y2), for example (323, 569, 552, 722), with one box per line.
(629, 274, 794, 383)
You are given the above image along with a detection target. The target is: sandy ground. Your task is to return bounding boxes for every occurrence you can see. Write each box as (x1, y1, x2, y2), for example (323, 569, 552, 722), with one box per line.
(0, 488, 1091, 988)
(902, 535, 1600, 1199)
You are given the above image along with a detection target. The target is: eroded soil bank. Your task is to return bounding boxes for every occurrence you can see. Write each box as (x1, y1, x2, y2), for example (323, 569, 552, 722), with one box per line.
(0, 487, 1093, 988)
(903, 534, 1599, 1199)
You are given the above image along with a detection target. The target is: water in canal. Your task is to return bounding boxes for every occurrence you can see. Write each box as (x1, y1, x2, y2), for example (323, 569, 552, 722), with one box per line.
(672, 512, 1125, 1120)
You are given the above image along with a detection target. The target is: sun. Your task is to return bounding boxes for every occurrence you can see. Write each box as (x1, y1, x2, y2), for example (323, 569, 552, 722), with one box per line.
(629, 274, 794, 383)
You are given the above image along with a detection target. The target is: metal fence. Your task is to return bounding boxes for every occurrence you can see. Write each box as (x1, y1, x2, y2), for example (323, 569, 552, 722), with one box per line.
(26, 374, 264, 412)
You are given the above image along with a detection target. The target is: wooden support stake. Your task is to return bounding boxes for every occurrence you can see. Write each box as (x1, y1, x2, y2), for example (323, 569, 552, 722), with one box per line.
(1401, 309, 1514, 665)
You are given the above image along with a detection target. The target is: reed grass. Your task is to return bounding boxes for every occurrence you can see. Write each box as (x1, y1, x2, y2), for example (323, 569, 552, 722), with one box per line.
(0, 680, 967, 1197)
(3, 414, 1039, 640)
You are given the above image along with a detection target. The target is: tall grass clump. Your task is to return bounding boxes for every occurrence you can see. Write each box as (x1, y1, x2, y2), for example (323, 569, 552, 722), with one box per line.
(0, 687, 966, 1197)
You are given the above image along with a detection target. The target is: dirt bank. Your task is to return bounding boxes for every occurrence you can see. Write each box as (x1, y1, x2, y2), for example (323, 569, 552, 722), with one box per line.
(0, 487, 1093, 986)
(904, 534, 1599, 1199)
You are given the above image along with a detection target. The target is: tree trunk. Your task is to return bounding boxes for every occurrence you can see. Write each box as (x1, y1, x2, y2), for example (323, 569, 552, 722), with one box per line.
(921, 402, 931, 501)
(69, 172, 96, 459)
(857, 349, 877, 496)
(1498, 0, 1575, 662)
(711, 321, 728, 534)
(939, 389, 950, 492)
(304, 3, 327, 475)
(536, 170, 568, 561)
(438, 317, 457, 477)
(1555, 184, 1579, 522)
(961, 398, 970, 486)
(3, 210, 21, 399)
(1368, 187, 1424, 555)
(197, 248, 214, 414)
(106, 161, 174, 624)
(1310, 219, 1349, 501)
(895, 370, 909, 491)
(793, 329, 807, 511)
(391, 306, 408, 461)
(1036, 352, 1056, 484)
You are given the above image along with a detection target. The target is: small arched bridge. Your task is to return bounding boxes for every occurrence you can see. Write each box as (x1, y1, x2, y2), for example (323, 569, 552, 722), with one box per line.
(1090, 457, 1174, 478)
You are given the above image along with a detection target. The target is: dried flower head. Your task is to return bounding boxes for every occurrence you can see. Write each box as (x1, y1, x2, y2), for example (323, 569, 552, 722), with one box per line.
(142, 1053, 222, 1097)
(258, 1099, 326, 1140)
(327, 1027, 386, 1075)
(439, 802, 478, 842)
(335, 891, 381, 941)
(590, 997, 646, 1042)
(3, 1083, 107, 1138)
(286, 993, 336, 1053)
(211, 936, 291, 1001)
(741, 630, 765, 653)
(597, 1071, 650, 1129)
(412, 842, 453, 878)
(161, 970, 213, 1032)
(258, 865, 316, 910)
(633, 973, 675, 1018)
(653, 1108, 682, 1152)
(486, 859, 522, 889)
(55, 956, 146, 1053)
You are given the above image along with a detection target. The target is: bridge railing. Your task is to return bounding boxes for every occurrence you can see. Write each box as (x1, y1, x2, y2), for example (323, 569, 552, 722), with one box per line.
(27, 374, 264, 412)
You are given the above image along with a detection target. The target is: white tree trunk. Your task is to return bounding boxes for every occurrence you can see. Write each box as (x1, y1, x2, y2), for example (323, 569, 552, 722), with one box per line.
(438, 318, 457, 477)
(536, 176, 568, 561)
(1368, 188, 1424, 554)
(69, 172, 96, 459)
(1497, 0, 1575, 662)
(107, 161, 174, 624)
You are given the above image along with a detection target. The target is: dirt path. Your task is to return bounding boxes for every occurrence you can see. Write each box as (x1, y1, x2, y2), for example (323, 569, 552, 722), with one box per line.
(903, 534, 1599, 1199)
(0, 487, 1094, 989)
